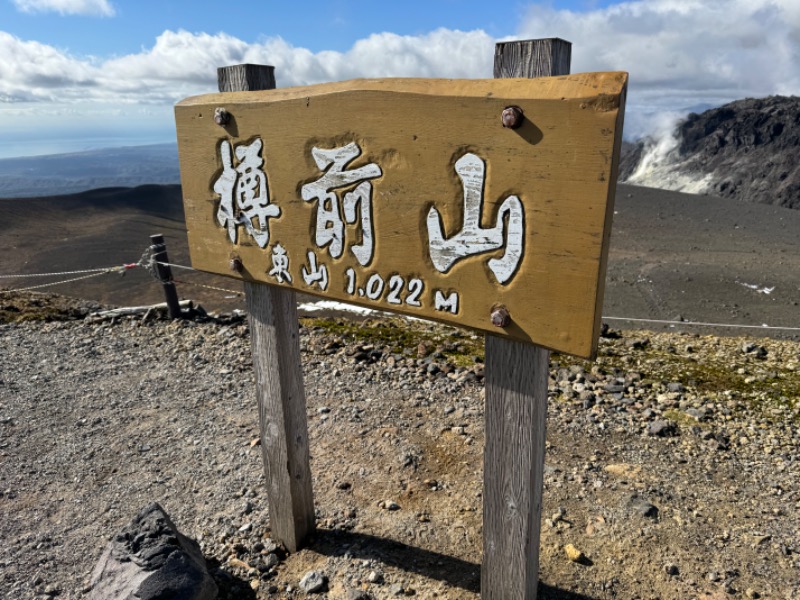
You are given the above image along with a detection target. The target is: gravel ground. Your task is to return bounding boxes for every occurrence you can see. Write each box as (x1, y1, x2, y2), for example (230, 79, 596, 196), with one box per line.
(1, 298, 799, 599)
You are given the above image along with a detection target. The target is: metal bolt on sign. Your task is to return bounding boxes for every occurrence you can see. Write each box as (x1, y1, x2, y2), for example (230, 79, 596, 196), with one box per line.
(490, 305, 511, 327)
(501, 106, 524, 129)
(214, 107, 230, 126)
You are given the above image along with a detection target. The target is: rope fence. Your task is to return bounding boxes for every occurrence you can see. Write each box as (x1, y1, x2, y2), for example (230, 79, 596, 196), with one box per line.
(0, 242, 797, 333)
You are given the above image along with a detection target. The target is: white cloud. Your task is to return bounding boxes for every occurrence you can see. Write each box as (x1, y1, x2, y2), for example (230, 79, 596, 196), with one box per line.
(12, 0, 114, 16)
(0, 32, 98, 102)
(100, 28, 493, 93)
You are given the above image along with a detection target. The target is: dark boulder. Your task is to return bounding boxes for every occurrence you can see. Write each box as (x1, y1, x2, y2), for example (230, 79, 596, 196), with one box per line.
(87, 502, 217, 600)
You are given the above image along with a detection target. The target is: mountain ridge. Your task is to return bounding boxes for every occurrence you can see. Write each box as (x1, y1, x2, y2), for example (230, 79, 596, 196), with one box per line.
(623, 95, 800, 209)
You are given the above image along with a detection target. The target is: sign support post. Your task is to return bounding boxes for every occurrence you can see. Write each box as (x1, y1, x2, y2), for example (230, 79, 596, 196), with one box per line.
(481, 38, 572, 599)
(218, 64, 315, 553)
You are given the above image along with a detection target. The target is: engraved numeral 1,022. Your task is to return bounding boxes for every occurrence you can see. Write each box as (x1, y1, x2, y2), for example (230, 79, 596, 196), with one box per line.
(345, 268, 423, 308)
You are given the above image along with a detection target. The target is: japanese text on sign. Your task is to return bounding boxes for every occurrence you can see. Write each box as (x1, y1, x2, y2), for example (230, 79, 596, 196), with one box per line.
(211, 137, 523, 315)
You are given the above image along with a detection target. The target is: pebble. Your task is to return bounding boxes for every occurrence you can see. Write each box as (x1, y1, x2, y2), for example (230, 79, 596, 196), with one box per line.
(564, 543, 587, 563)
(630, 497, 659, 519)
(647, 420, 678, 437)
(299, 570, 326, 593)
(263, 553, 279, 569)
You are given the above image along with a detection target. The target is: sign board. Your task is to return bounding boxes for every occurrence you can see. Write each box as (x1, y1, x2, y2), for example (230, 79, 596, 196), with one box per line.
(175, 72, 627, 358)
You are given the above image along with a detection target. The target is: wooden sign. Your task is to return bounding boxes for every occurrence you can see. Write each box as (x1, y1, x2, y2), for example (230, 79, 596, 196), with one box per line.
(175, 72, 627, 358)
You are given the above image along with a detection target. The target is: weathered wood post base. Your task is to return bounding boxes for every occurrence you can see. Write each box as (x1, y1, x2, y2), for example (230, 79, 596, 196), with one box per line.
(482, 37, 572, 600)
(218, 64, 315, 552)
(482, 336, 549, 597)
(245, 281, 315, 551)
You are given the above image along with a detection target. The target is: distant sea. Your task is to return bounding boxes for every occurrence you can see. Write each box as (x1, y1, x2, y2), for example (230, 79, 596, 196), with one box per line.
(0, 133, 177, 161)
(0, 142, 181, 199)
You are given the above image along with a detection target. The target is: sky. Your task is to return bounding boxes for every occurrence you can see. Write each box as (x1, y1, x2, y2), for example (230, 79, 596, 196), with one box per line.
(1, 0, 799, 158)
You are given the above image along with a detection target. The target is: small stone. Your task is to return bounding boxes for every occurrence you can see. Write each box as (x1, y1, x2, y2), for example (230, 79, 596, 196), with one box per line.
(647, 420, 678, 437)
(348, 590, 372, 600)
(380, 500, 401, 511)
(367, 570, 383, 583)
(228, 558, 251, 571)
(626, 338, 649, 350)
(664, 563, 679, 576)
(249, 579, 260, 591)
(604, 463, 642, 479)
(389, 583, 405, 595)
(686, 408, 706, 420)
(564, 543, 586, 563)
(745, 588, 760, 599)
(630, 497, 659, 519)
(299, 570, 326, 593)
(263, 553, 279, 569)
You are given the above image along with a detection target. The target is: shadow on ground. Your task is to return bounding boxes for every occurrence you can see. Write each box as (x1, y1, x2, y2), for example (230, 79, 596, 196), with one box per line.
(207, 556, 258, 600)
(309, 529, 597, 599)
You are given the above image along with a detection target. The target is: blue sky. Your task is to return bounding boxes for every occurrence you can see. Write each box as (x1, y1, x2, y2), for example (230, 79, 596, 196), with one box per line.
(1, 1, 619, 55)
(1, 0, 799, 158)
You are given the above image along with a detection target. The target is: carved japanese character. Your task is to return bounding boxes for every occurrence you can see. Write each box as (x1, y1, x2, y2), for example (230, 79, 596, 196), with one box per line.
(268, 243, 292, 284)
(301, 251, 329, 291)
(214, 138, 280, 248)
(427, 153, 524, 284)
(301, 143, 382, 265)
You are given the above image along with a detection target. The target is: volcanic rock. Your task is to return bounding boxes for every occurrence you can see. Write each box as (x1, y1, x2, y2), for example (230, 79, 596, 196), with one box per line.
(86, 502, 217, 600)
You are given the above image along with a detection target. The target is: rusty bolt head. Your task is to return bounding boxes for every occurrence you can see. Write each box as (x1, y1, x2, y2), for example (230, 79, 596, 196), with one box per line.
(490, 306, 510, 328)
(501, 106, 524, 129)
(214, 107, 230, 126)
(229, 257, 243, 273)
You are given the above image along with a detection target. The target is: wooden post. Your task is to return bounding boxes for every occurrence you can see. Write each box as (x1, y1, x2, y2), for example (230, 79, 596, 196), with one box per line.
(149, 234, 182, 319)
(218, 64, 315, 552)
(482, 38, 571, 599)
(494, 38, 571, 79)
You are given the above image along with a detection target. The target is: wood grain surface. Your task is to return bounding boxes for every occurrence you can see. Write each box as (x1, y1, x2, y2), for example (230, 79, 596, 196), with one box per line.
(246, 280, 315, 552)
(175, 73, 627, 358)
(482, 335, 550, 598)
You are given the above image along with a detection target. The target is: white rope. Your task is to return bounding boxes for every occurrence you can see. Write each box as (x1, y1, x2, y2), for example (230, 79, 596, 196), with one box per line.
(0, 270, 111, 293)
(0, 266, 120, 279)
(1, 251, 797, 334)
(156, 261, 197, 271)
(602, 316, 800, 333)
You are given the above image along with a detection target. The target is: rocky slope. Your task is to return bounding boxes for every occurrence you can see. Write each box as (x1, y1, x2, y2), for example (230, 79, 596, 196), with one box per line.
(1, 295, 799, 599)
(623, 96, 800, 209)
